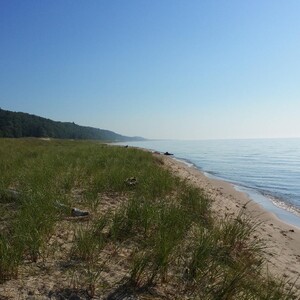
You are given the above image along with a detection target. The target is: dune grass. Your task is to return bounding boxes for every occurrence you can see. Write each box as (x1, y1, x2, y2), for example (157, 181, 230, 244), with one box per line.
(0, 138, 297, 299)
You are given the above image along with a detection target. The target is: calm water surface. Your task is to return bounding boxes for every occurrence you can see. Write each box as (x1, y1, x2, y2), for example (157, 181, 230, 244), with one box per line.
(117, 138, 300, 226)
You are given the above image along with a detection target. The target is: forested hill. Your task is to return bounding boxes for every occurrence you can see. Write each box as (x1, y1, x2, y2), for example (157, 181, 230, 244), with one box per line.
(0, 108, 145, 141)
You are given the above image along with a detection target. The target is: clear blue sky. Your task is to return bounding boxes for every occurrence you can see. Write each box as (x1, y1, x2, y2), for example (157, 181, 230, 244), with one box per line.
(1, 0, 299, 139)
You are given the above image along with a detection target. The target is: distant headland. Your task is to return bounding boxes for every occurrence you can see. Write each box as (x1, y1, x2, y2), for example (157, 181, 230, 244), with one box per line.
(0, 108, 145, 142)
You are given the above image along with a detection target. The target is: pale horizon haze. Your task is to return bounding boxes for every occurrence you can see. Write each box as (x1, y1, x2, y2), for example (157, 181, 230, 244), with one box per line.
(1, 1, 300, 140)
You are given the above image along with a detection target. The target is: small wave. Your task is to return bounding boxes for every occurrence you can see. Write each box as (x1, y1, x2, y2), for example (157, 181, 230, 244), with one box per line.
(264, 195, 300, 217)
(173, 157, 196, 168)
(234, 185, 300, 228)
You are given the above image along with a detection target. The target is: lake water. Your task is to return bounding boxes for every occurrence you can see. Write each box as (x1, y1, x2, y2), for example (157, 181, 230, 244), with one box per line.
(117, 138, 300, 227)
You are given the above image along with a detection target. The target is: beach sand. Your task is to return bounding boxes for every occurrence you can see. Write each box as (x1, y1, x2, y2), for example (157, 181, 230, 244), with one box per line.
(159, 153, 300, 288)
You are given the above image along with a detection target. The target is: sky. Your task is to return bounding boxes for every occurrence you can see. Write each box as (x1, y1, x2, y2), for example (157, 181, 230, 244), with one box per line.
(1, 0, 300, 140)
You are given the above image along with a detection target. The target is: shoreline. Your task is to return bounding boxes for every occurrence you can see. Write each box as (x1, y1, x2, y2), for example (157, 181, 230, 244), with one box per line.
(174, 156, 300, 229)
(158, 153, 300, 286)
(115, 139, 300, 228)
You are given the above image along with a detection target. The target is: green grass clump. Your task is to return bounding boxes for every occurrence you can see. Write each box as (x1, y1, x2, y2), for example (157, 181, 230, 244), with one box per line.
(71, 215, 108, 262)
(0, 138, 298, 299)
(0, 235, 22, 283)
(183, 215, 264, 299)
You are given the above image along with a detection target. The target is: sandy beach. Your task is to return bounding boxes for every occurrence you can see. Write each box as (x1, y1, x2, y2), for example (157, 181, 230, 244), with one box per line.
(1, 143, 299, 299)
(158, 153, 300, 289)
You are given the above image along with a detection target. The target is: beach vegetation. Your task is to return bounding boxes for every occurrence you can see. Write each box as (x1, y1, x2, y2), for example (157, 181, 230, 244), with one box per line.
(0, 138, 298, 299)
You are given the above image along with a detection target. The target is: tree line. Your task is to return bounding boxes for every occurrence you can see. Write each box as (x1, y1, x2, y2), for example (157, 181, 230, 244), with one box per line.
(0, 108, 143, 141)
